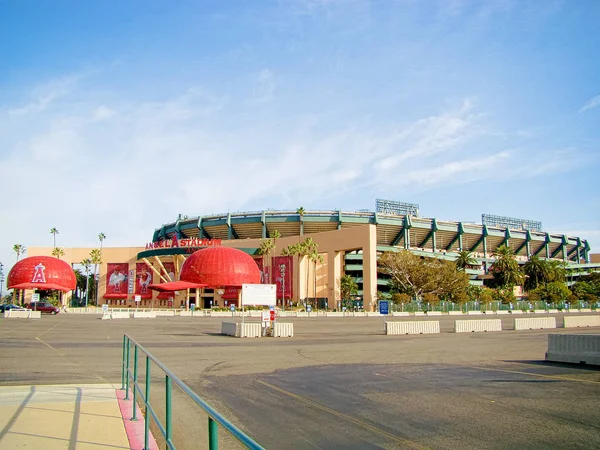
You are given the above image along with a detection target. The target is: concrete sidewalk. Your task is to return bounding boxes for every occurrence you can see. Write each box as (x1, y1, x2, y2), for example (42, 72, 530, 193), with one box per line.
(0, 384, 132, 449)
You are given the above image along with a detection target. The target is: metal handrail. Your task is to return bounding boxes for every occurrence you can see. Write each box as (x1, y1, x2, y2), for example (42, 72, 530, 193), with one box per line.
(121, 334, 264, 450)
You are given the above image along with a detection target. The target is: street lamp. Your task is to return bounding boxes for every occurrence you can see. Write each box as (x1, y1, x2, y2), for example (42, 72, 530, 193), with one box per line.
(279, 263, 286, 311)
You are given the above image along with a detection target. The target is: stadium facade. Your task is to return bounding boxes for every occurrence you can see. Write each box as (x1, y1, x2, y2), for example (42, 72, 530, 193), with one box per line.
(26, 206, 597, 310)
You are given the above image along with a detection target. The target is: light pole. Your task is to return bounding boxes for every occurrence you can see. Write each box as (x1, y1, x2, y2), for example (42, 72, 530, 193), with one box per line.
(279, 263, 286, 311)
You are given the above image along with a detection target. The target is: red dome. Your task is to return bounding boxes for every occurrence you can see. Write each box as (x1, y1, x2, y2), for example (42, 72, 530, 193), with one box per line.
(8, 256, 76, 292)
(180, 247, 260, 287)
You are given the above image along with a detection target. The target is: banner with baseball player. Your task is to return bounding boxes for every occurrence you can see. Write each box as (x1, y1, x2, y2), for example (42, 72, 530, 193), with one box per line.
(135, 262, 153, 299)
(106, 263, 129, 296)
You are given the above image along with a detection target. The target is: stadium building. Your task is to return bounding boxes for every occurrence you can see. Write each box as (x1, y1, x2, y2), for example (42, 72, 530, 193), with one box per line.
(26, 200, 598, 310)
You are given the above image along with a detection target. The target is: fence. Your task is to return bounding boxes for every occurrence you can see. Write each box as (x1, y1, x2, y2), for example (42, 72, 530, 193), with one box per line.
(121, 334, 264, 450)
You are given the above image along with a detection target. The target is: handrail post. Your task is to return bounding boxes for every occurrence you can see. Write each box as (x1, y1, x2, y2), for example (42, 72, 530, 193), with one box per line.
(121, 335, 126, 390)
(132, 345, 139, 420)
(125, 338, 131, 400)
(208, 417, 218, 450)
(145, 356, 151, 450)
(166, 375, 172, 448)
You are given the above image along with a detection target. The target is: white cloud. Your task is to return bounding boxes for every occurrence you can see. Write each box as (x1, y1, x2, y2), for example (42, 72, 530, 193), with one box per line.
(579, 95, 600, 113)
(7, 76, 79, 116)
(94, 105, 116, 120)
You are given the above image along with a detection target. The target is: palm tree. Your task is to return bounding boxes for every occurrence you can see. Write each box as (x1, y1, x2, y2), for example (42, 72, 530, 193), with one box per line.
(50, 227, 59, 248)
(13, 244, 26, 261)
(547, 260, 566, 283)
(491, 245, 524, 287)
(74, 269, 86, 306)
(296, 206, 306, 217)
(523, 256, 549, 291)
(81, 258, 92, 307)
(51, 247, 65, 259)
(308, 246, 324, 308)
(257, 230, 280, 284)
(455, 250, 477, 271)
(340, 274, 359, 302)
(90, 249, 102, 306)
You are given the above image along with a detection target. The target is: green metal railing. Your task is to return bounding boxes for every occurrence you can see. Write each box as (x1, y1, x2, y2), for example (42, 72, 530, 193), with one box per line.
(121, 334, 264, 450)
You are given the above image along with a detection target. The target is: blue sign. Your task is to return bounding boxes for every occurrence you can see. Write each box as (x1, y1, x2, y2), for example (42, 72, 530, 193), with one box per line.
(379, 300, 389, 315)
(230, 305, 235, 312)
(307, 305, 312, 312)
(269, 305, 275, 311)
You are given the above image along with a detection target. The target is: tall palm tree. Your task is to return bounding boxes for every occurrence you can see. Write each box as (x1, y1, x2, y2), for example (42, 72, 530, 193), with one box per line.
(51, 247, 65, 259)
(258, 230, 280, 284)
(50, 227, 59, 248)
(81, 258, 92, 307)
(523, 256, 549, 291)
(296, 206, 306, 217)
(96, 233, 106, 304)
(90, 249, 102, 306)
(491, 245, 524, 287)
(455, 250, 477, 271)
(13, 244, 26, 261)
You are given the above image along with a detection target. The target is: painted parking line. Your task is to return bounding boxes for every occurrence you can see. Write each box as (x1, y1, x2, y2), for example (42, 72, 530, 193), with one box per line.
(255, 379, 430, 450)
(466, 365, 600, 385)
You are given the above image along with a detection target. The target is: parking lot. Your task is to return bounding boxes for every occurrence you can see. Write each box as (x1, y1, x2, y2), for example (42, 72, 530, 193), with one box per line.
(1, 313, 599, 449)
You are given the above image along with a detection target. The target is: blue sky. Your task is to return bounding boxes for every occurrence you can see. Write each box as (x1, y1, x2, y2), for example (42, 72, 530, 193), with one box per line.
(1, 0, 599, 280)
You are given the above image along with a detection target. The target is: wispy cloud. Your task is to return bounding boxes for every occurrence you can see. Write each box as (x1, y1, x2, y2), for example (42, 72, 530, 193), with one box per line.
(7, 76, 79, 116)
(580, 94, 600, 113)
(250, 69, 276, 104)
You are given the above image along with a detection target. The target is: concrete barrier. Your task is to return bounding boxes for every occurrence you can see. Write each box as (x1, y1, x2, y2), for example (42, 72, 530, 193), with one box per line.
(548, 309, 559, 313)
(514, 317, 556, 330)
(448, 311, 463, 316)
(273, 322, 294, 337)
(546, 334, 600, 365)
(385, 321, 440, 335)
(154, 310, 175, 317)
(414, 311, 425, 316)
(564, 316, 600, 328)
(110, 311, 130, 319)
(579, 309, 592, 313)
(4, 310, 41, 319)
(426, 311, 442, 316)
(133, 311, 156, 319)
(391, 312, 411, 316)
(533, 310, 548, 314)
(496, 311, 510, 315)
(221, 322, 262, 338)
(179, 311, 192, 317)
(510, 310, 523, 314)
(467, 311, 483, 315)
(326, 312, 345, 317)
(455, 319, 502, 333)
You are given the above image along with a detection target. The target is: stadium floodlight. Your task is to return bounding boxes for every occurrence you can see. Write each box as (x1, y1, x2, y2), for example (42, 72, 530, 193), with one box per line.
(482, 214, 542, 232)
(375, 199, 419, 217)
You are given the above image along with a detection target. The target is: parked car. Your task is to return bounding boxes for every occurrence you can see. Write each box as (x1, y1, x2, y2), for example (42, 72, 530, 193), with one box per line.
(26, 302, 60, 314)
(0, 304, 27, 312)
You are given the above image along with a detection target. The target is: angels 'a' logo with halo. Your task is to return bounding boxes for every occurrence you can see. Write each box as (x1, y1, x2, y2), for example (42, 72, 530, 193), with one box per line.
(31, 263, 47, 283)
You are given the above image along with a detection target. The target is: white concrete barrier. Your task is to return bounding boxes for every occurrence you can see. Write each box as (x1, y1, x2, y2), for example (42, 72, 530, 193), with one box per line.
(3, 310, 41, 319)
(366, 312, 382, 317)
(273, 322, 294, 337)
(385, 321, 440, 335)
(154, 310, 175, 317)
(110, 311, 131, 319)
(496, 311, 510, 315)
(564, 316, 600, 328)
(455, 319, 502, 333)
(221, 322, 262, 338)
(448, 311, 463, 316)
(392, 312, 411, 316)
(510, 310, 523, 314)
(467, 311, 483, 315)
(414, 311, 425, 316)
(546, 334, 600, 365)
(579, 309, 592, 313)
(326, 312, 345, 317)
(426, 311, 442, 316)
(548, 309, 559, 314)
(133, 311, 156, 319)
(179, 311, 192, 317)
(533, 310, 548, 314)
(514, 317, 556, 330)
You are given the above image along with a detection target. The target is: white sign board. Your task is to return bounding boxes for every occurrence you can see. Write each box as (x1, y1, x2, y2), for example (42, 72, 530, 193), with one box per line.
(241, 284, 276, 306)
(31, 293, 40, 303)
(134, 295, 141, 302)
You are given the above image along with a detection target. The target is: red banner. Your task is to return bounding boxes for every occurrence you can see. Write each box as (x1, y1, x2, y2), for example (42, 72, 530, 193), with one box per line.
(161, 262, 176, 282)
(135, 262, 153, 299)
(253, 257, 270, 284)
(272, 256, 293, 301)
(106, 263, 129, 296)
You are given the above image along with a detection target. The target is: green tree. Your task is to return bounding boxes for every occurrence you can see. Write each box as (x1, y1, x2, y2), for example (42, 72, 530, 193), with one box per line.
(491, 245, 524, 287)
(455, 250, 477, 271)
(546, 260, 566, 283)
(51, 247, 65, 259)
(492, 287, 516, 305)
(90, 249, 102, 306)
(296, 206, 306, 217)
(50, 227, 59, 248)
(340, 274, 358, 301)
(257, 230, 280, 284)
(378, 250, 470, 300)
(523, 256, 550, 291)
(13, 244, 26, 261)
(96, 233, 106, 304)
(81, 258, 92, 307)
(532, 281, 571, 303)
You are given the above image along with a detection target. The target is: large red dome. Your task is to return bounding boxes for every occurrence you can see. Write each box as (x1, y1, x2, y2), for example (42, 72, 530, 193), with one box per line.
(179, 247, 260, 287)
(8, 256, 76, 292)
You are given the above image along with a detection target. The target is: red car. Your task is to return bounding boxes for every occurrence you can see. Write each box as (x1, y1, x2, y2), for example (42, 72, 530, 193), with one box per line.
(26, 302, 60, 315)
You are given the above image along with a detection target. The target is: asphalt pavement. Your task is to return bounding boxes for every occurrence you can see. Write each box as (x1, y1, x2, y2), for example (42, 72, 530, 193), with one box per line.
(1, 313, 599, 449)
